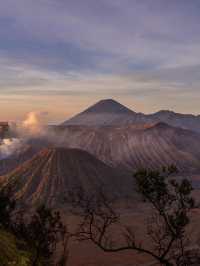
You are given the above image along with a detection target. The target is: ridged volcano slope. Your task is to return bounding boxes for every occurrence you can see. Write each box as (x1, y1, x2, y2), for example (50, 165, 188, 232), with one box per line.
(55, 123, 200, 173)
(2, 148, 130, 207)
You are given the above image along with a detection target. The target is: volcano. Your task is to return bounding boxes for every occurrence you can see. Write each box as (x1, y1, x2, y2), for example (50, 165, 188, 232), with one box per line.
(55, 122, 200, 173)
(62, 99, 145, 126)
(62, 99, 200, 132)
(1, 147, 130, 207)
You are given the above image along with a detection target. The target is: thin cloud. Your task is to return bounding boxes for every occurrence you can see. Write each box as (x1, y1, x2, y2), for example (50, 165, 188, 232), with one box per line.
(0, 0, 200, 120)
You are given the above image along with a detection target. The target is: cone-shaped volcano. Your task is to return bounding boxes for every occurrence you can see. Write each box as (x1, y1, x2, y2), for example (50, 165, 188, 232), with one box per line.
(2, 147, 128, 207)
(62, 99, 140, 126)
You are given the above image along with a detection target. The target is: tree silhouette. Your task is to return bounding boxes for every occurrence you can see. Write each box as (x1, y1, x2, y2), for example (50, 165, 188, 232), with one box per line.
(70, 166, 200, 266)
(12, 204, 69, 266)
(0, 186, 15, 229)
(0, 184, 69, 266)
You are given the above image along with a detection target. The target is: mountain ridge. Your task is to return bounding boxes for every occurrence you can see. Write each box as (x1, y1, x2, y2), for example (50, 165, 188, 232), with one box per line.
(55, 122, 200, 173)
(62, 99, 200, 132)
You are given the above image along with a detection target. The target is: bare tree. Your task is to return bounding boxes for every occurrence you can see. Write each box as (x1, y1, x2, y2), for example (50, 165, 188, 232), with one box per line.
(69, 166, 200, 266)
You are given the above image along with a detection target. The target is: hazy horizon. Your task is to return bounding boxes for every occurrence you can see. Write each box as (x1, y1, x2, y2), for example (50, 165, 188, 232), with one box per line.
(0, 0, 200, 122)
(1, 97, 200, 125)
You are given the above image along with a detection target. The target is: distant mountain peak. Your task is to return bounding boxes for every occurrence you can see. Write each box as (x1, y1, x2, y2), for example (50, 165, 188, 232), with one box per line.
(62, 99, 137, 126)
(156, 110, 174, 114)
(61, 99, 200, 132)
(82, 99, 135, 114)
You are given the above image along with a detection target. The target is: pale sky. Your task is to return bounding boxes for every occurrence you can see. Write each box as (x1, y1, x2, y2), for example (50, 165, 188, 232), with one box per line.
(0, 0, 200, 123)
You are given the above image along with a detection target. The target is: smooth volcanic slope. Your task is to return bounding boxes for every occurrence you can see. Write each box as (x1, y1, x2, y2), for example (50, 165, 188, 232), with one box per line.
(1, 147, 130, 207)
(55, 122, 200, 173)
(62, 99, 200, 132)
(62, 99, 147, 126)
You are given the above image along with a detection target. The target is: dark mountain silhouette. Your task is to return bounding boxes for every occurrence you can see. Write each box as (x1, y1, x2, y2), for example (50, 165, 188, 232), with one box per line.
(62, 99, 145, 126)
(80, 99, 135, 114)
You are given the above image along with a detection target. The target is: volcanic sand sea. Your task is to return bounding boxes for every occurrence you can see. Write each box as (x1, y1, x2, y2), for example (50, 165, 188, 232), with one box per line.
(60, 196, 200, 266)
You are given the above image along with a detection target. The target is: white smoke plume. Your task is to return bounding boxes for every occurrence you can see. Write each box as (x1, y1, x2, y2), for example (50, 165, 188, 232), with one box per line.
(0, 111, 48, 159)
(0, 138, 22, 159)
(20, 111, 48, 137)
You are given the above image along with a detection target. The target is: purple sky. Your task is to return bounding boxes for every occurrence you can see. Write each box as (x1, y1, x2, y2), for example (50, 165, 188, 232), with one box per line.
(0, 0, 200, 122)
